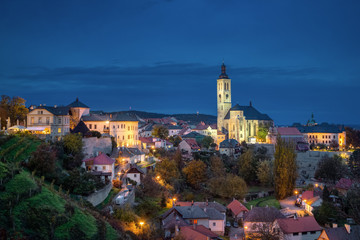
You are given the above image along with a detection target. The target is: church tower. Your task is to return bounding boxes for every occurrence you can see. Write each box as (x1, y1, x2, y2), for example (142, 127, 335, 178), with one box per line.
(217, 62, 232, 131)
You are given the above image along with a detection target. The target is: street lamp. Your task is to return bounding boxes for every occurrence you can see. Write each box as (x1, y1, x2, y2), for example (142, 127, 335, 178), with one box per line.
(156, 175, 160, 180)
(139, 221, 144, 228)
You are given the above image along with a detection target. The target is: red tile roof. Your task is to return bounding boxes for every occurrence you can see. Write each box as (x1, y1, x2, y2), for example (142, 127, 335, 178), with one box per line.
(139, 137, 154, 143)
(277, 127, 302, 136)
(184, 139, 200, 150)
(276, 216, 322, 234)
(227, 199, 248, 216)
(83, 153, 115, 165)
(336, 178, 353, 190)
(180, 225, 218, 240)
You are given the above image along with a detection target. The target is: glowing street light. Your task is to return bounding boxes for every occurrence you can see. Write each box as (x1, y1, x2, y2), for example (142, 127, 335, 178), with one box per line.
(139, 221, 144, 228)
(156, 175, 160, 180)
(294, 191, 298, 195)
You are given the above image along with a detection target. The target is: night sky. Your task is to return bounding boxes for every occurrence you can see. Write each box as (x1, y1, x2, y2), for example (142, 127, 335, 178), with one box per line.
(1, 0, 360, 125)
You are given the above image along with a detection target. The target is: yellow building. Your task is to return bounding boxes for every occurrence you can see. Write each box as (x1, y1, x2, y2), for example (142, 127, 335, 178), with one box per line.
(27, 105, 71, 140)
(217, 63, 273, 143)
(82, 114, 139, 147)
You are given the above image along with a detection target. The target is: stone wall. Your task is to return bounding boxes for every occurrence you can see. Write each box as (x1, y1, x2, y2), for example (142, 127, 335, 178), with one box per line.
(83, 137, 112, 158)
(85, 183, 112, 206)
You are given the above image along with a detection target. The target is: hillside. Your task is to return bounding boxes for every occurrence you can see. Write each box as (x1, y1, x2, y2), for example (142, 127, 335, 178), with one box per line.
(108, 110, 217, 124)
(0, 134, 133, 240)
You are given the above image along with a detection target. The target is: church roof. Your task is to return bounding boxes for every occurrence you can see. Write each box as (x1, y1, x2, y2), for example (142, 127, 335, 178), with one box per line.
(224, 104, 272, 121)
(67, 98, 89, 108)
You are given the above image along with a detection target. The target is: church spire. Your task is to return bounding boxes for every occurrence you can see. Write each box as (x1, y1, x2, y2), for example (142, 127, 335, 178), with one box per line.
(219, 62, 229, 79)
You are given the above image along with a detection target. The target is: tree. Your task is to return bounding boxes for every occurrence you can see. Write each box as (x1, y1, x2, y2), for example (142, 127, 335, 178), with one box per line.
(329, 140, 339, 150)
(155, 158, 180, 183)
(63, 133, 83, 155)
(182, 160, 207, 189)
(246, 222, 281, 240)
(28, 144, 57, 177)
(152, 125, 169, 139)
(0, 95, 29, 126)
(173, 150, 184, 170)
(274, 137, 297, 200)
(257, 126, 269, 142)
(201, 136, 214, 149)
(315, 155, 347, 183)
(322, 185, 330, 202)
(313, 201, 337, 225)
(257, 160, 273, 187)
(209, 174, 247, 199)
(346, 186, 360, 224)
(210, 156, 226, 177)
(345, 127, 360, 149)
(349, 150, 360, 179)
(168, 135, 182, 147)
(141, 171, 163, 197)
(238, 149, 257, 183)
(89, 130, 101, 138)
(0, 162, 9, 185)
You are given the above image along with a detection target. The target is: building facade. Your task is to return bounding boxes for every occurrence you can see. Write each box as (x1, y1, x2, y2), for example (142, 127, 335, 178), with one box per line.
(83, 113, 139, 147)
(216, 63, 273, 143)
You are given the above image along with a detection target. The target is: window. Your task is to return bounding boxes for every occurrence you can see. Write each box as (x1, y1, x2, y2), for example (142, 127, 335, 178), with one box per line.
(118, 125, 119, 128)
(128, 126, 130, 131)
(302, 232, 308, 235)
(89, 124, 92, 129)
(213, 222, 216, 226)
(58, 128, 61, 133)
(310, 231, 316, 234)
(123, 136, 125, 140)
(293, 233, 299, 236)
(58, 118, 61, 124)
(94, 125, 97, 129)
(38, 117, 42, 123)
(31, 117, 34, 124)
(333, 136, 336, 139)
(322, 136, 324, 139)
(46, 117, 50, 124)
(95, 166, 98, 170)
(103, 166, 106, 170)
(134, 174, 137, 177)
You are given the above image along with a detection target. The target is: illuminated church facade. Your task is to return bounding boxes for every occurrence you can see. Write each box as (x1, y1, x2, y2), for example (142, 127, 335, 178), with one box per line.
(217, 63, 273, 143)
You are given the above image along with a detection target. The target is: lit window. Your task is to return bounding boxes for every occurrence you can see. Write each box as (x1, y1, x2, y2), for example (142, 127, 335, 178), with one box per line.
(103, 166, 106, 170)
(58, 128, 61, 133)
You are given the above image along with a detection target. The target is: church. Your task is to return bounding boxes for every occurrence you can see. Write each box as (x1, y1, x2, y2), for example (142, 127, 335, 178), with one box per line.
(217, 63, 273, 143)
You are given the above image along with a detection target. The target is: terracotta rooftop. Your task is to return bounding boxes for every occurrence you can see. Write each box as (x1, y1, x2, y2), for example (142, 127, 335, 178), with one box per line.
(180, 225, 218, 240)
(227, 199, 248, 216)
(336, 178, 353, 190)
(276, 216, 321, 234)
(83, 153, 115, 165)
(244, 207, 285, 222)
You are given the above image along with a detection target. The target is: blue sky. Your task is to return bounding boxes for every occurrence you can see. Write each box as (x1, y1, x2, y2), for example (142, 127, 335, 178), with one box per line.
(1, 0, 360, 125)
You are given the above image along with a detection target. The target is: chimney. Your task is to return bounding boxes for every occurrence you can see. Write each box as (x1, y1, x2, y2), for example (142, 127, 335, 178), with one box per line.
(345, 224, 351, 234)
(332, 223, 338, 228)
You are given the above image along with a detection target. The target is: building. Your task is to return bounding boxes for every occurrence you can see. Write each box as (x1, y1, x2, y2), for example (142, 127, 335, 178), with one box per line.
(268, 127, 309, 151)
(227, 199, 249, 220)
(216, 63, 273, 143)
(219, 139, 241, 157)
(83, 113, 139, 147)
(243, 207, 285, 238)
(125, 166, 144, 185)
(167, 125, 183, 136)
(294, 116, 346, 149)
(178, 139, 201, 158)
(67, 97, 90, 129)
(27, 105, 71, 140)
(317, 225, 360, 240)
(179, 225, 219, 240)
(274, 216, 322, 240)
(118, 147, 145, 164)
(82, 153, 115, 183)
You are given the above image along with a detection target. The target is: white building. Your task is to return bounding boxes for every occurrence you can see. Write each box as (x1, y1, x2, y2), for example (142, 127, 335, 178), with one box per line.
(82, 153, 115, 183)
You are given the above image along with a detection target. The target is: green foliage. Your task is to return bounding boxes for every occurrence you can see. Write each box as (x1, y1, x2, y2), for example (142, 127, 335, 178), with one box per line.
(63, 168, 104, 195)
(345, 126, 360, 148)
(28, 143, 57, 177)
(182, 160, 207, 189)
(0, 95, 29, 126)
(63, 133, 83, 155)
(201, 136, 214, 149)
(89, 130, 101, 138)
(168, 135, 182, 147)
(209, 173, 247, 199)
(238, 149, 257, 183)
(113, 205, 138, 223)
(257, 126, 269, 142)
(155, 158, 180, 183)
(152, 125, 169, 139)
(313, 201, 338, 225)
(135, 197, 162, 218)
(105, 222, 119, 240)
(257, 160, 274, 187)
(0, 162, 9, 185)
(111, 136, 117, 149)
(315, 155, 347, 183)
(345, 186, 360, 224)
(245, 196, 281, 210)
(323, 185, 330, 202)
(3, 171, 37, 203)
(55, 209, 98, 240)
(349, 150, 360, 179)
(274, 137, 297, 200)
